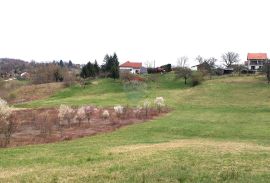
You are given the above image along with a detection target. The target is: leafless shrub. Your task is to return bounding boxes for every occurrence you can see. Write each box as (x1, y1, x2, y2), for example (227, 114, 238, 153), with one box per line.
(0, 98, 16, 147)
(134, 105, 142, 119)
(143, 100, 151, 117)
(114, 105, 123, 118)
(58, 105, 74, 128)
(37, 112, 53, 138)
(85, 106, 94, 125)
(63, 71, 77, 87)
(75, 106, 86, 126)
(154, 97, 165, 113)
(101, 110, 110, 120)
(31, 63, 76, 85)
(122, 105, 130, 119)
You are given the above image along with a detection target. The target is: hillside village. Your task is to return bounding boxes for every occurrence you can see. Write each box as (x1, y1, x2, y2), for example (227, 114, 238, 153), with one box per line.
(1, 51, 270, 147)
(1, 52, 270, 83)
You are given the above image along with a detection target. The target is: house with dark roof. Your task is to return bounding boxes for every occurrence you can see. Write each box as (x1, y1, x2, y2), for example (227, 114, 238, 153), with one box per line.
(119, 61, 142, 74)
(247, 53, 268, 71)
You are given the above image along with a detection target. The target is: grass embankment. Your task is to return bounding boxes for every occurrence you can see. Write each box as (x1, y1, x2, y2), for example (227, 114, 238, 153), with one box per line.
(0, 80, 64, 104)
(1, 74, 270, 182)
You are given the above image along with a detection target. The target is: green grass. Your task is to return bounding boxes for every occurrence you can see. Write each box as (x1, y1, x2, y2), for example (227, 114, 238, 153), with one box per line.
(2, 74, 270, 182)
(14, 74, 188, 108)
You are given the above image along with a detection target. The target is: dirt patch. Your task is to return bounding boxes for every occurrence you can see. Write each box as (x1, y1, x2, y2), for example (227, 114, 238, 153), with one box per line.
(2, 107, 169, 148)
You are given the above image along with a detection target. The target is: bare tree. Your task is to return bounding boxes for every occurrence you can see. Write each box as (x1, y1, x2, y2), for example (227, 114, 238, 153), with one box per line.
(176, 56, 191, 84)
(233, 64, 246, 76)
(177, 56, 189, 67)
(144, 60, 154, 68)
(85, 106, 94, 125)
(221, 52, 240, 67)
(204, 57, 217, 79)
(195, 55, 204, 64)
(175, 67, 192, 85)
(37, 112, 53, 138)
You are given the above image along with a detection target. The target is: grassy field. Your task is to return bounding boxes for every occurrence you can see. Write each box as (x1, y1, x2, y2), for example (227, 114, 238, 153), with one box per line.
(1, 74, 270, 182)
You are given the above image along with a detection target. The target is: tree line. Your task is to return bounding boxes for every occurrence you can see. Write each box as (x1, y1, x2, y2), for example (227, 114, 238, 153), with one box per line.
(80, 53, 119, 80)
(175, 51, 241, 85)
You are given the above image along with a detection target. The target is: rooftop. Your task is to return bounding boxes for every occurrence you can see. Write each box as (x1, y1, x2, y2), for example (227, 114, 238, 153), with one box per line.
(120, 61, 142, 68)
(247, 53, 267, 60)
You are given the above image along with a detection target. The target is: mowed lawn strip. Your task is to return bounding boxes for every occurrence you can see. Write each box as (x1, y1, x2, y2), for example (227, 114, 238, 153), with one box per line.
(1, 74, 270, 182)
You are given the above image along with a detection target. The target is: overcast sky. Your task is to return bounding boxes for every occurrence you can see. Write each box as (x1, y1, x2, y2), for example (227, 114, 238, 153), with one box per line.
(0, 0, 269, 66)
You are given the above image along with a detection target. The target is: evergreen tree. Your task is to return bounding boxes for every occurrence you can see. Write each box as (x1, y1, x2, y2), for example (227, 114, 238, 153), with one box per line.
(111, 52, 119, 79)
(111, 64, 119, 80)
(80, 61, 97, 78)
(94, 60, 100, 75)
(59, 60, 64, 67)
(99, 53, 120, 79)
(68, 60, 73, 68)
(80, 66, 88, 78)
(86, 62, 95, 77)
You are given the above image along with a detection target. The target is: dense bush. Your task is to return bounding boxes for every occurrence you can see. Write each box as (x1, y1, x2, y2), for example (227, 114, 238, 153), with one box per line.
(31, 63, 76, 85)
(191, 71, 204, 86)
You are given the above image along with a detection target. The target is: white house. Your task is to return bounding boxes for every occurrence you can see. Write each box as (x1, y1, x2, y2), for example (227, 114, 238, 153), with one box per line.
(246, 53, 268, 71)
(119, 61, 142, 74)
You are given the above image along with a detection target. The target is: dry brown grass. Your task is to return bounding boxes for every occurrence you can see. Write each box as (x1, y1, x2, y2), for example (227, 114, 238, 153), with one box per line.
(9, 82, 64, 104)
(109, 139, 270, 156)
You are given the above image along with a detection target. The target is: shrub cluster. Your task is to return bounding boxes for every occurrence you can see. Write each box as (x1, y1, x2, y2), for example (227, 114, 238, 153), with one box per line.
(120, 72, 144, 82)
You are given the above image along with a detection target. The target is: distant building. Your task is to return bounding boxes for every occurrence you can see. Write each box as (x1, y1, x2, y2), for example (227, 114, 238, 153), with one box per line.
(20, 72, 30, 79)
(119, 61, 142, 74)
(191, 62, 211, 72)
(246, 53, 268, 71)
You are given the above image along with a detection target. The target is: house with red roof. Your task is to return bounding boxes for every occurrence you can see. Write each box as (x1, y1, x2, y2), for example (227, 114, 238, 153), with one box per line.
(247, 53, 268, 71)
(119, 61, 143, 74)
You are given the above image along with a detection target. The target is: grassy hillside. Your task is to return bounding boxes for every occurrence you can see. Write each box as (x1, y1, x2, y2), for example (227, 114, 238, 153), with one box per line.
(15, 74, 188, 108)
(1, 75, 270, 182)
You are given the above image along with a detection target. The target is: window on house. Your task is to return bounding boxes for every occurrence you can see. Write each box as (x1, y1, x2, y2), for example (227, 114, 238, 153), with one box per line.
(251, 66, 255, 70)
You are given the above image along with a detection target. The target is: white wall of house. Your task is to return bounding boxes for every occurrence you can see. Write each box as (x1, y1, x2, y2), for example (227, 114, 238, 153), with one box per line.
(120, 67, 140, 74)
(191, 66, 198, 71)
(247, 65, 262, 70)
(247, 60, 265, 70)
